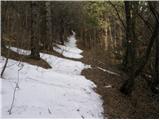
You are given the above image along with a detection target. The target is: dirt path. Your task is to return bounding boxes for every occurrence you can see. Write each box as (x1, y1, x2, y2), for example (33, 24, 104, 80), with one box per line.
(79, 44, 159, 119)
(4, 40, 158, 118)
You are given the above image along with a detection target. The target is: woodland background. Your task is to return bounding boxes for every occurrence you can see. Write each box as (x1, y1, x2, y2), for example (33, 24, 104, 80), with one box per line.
(1, 1, 159, 118)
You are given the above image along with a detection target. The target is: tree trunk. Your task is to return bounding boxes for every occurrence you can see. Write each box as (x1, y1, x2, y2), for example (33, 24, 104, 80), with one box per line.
(39, 2, 47, 50)
(122, 1, 134, 71)
(121, 19, 158, 95)
(45, 2, 53, 50)
(120, 1, 136, 95)
(60, 18, 64, 45)
(1, 57, 8, 78)
(30, 2, 40, 60)
(151, 35, 159, 93)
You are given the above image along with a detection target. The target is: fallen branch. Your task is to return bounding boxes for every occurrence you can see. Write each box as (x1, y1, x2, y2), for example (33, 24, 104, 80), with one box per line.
(97, 66, 120, 76)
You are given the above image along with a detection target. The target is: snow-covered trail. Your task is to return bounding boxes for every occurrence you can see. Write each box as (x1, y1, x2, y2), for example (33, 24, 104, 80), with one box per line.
(0, 34, 104, 118)
(53, 33, 83, 59)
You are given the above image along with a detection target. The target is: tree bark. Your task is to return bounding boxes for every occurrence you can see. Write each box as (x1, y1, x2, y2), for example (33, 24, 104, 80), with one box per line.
(45, 2, 53, 50)
(122, 1, 135, 71)
(151, 35, 159, 93)
(30, 2, 40, 60)
(121, 19, 158, 95)
(60, 18, 64, 45)
(120, 1, 136, 95)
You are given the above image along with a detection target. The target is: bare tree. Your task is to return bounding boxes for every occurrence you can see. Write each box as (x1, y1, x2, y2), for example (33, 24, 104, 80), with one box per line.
(120, 3, 159, 94)
(45, 2, 53, 50)
(30, 2, 40, 59)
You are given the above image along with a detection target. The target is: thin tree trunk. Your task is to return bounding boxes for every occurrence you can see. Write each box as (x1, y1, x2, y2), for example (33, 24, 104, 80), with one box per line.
(151, 35, 159, 93)
(46, 2, 53, 50)
(30, 2, 40, 60)
(1, 57, 8, 78)
(60, 18, 64, 45)
(1, 41, 10, 78)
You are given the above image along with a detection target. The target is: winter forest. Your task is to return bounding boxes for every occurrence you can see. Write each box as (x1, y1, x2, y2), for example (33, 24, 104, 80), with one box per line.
(0, 1, 159, 119)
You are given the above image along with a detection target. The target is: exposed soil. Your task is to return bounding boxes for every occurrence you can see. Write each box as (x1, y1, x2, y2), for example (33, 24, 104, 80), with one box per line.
(1, 45, 80, 69)
(1, 47, 51, 69)
(1, 42, 158, 119)
(79, 44, 159, 118)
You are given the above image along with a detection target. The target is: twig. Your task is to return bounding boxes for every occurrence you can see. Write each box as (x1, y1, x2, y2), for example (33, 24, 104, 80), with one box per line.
(48, 108, 52, 114)
(108, 1, 126, 31)
(8, 63, 23, 115)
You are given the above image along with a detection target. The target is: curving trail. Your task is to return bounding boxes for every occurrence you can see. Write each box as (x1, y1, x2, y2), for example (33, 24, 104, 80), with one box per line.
(0, 34, 104, 118)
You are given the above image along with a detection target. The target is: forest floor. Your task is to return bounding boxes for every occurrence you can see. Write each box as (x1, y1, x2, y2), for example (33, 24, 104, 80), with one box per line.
(78, 42, 159, 119)
(1, 35, 158, 118)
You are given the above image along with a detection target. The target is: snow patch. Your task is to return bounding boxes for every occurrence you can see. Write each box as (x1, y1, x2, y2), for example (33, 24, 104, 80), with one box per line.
(53, 35, 83, 59)
(0, 55, 103, 118)
(6, 46, 31, 56)
(1, 34, 103, 118)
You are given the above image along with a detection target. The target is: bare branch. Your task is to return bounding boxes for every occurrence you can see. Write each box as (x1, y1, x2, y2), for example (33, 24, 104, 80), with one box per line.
(108, 1, 126, 31)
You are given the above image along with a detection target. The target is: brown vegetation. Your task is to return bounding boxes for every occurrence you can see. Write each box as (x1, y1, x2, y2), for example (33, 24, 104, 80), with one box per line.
(81, 47, 158, 118)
